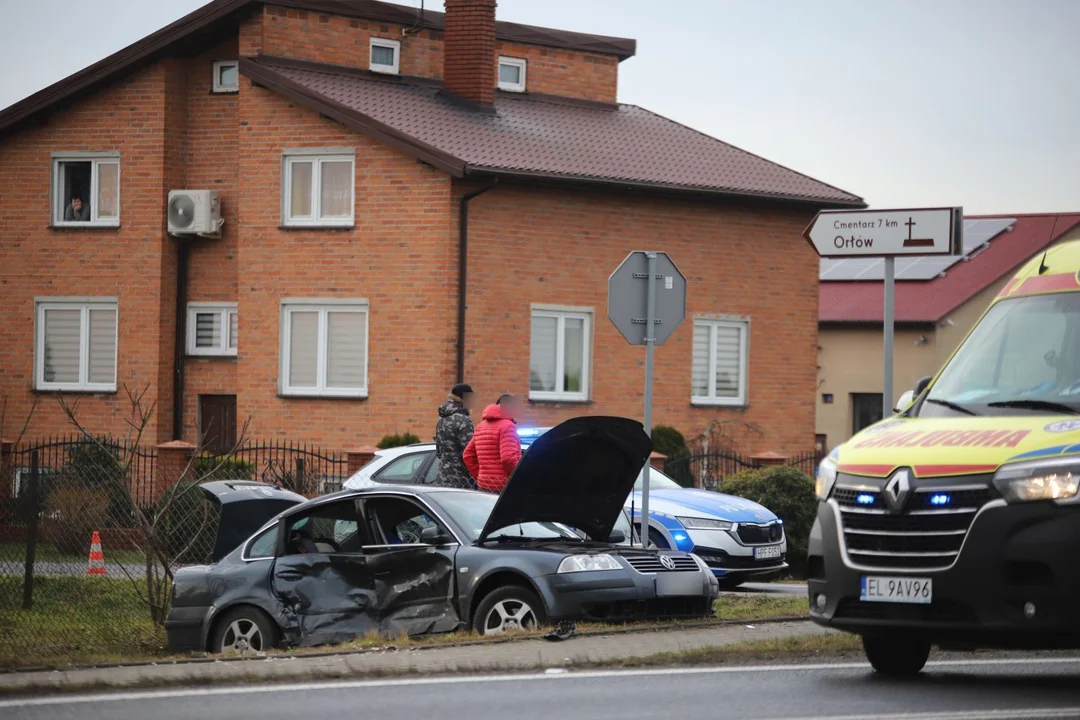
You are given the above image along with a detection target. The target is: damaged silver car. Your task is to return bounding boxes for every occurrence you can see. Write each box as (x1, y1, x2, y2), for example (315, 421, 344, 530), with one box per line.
(165, 416, 719, 654)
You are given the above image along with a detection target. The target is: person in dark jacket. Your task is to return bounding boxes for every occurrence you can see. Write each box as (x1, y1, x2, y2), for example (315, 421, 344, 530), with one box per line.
(463, 394, 522, 493)
(434, 383, 476, 489)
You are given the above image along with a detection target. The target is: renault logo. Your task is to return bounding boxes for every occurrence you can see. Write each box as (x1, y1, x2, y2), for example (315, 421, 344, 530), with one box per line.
(883, 469, 912, 513)
(659, 555, 677, 570)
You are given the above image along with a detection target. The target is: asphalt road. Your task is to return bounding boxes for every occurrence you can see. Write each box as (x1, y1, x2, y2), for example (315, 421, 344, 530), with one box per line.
(5, 657, 1080, 720)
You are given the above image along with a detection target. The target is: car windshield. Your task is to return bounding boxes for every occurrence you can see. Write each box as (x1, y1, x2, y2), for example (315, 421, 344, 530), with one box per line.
(923, 292, 1080, 416)
(432, 492, 581, 543)
(633, 467, 682, 491)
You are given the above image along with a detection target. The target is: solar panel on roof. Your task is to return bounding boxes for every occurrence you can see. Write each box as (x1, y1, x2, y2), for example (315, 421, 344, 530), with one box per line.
(819, 218, 1015, 281)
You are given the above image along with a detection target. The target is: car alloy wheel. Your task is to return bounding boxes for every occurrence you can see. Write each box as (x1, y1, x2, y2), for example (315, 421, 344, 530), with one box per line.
(212, 607, 277, 655)
(484, 599, 538, 634)
(473, 586, 547, 636)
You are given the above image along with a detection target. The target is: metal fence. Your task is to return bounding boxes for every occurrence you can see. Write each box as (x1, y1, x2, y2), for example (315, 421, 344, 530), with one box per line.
(663, 449, 823, 491)
(0, 437, 348, 667)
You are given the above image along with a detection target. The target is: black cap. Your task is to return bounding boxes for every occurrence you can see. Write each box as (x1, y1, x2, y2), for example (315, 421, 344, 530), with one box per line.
(451, 383, 474, 399)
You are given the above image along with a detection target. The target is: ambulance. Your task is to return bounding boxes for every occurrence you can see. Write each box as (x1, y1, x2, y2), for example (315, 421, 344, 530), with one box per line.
(810, 240, 1080, 674)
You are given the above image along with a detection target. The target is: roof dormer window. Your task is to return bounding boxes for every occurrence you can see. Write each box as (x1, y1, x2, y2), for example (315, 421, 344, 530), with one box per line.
(370, 38, 400, 75)
(498, 57, 527, 93)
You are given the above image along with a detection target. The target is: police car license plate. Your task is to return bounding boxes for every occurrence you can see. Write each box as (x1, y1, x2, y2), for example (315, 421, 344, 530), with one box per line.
(860, 576, 932, 604)
(754, 545, 782, 560)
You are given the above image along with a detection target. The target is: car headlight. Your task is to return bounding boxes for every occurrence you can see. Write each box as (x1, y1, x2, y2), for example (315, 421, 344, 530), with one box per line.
(557, 554, 622, 573)
(676, 516, 733, 531)
(992, 457, 1080, 504)
(815, 456, 838, 500)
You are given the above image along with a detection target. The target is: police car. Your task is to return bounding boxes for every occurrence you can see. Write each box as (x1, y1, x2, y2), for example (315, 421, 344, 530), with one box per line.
(343, 427, 787, 587)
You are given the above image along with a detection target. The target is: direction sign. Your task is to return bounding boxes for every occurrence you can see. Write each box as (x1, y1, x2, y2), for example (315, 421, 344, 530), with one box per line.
(804, 207, 963, 258)
(608, 252, 687, 346)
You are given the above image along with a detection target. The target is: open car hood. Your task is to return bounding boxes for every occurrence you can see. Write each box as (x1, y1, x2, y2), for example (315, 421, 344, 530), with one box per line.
(478, 416, 651, 543)
(200, 481, 307, 561)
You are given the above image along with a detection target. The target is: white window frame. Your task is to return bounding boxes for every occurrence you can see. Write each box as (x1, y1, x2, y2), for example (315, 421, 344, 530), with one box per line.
(691, 318, 749, 407)
(187, 302, 238, 357)
(281, 150, 356, 228)
(498, 56, 527, 92)
(212, 60, 240, 93)
(369, 38, 401, 75)
(51, 153, 121, 227)
(528, 306, 591, 402)
(280, 299, 369, 398)
(35, 298, 119, 393)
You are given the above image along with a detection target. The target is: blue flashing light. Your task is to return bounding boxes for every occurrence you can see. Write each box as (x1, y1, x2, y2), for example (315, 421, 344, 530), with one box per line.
(930, 494, 951, 506)
(856, 493, 875, 505)
(673, 533, 688, 542)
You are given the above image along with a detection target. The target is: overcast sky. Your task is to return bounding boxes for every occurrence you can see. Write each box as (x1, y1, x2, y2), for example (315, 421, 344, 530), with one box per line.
(2, 0, 1077, 213)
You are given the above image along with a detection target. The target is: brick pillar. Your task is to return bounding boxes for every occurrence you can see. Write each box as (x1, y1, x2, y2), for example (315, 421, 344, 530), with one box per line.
(347, 446, 378, 476)
(156, 440, 196, 503)
(751, 451, 788, 468)
(649, 451, 667, 471)
(443, 0, 498, 109)
(0, 439, 12, 502)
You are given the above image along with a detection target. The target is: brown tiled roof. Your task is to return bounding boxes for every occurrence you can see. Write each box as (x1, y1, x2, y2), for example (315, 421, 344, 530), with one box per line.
(0, 0, 635, 138)
(243, 56, 864, 206)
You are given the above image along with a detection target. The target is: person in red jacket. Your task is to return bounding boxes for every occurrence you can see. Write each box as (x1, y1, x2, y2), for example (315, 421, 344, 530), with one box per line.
(463, 394, 522, 493)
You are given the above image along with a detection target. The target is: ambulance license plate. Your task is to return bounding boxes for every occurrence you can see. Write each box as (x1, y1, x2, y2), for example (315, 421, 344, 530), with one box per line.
(860, 576, 932, 604)
(754, 545, 782, 560)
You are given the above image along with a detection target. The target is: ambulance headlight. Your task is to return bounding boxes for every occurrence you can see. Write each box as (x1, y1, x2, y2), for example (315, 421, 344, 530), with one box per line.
(815, 456, 838, 500)
(993, 457, 1080, 504)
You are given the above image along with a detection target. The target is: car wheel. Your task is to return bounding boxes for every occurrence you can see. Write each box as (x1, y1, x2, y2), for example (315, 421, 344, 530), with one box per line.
(212, 607, 277, 655)
(862, 634, 931, 675)
(473, 586, 547, 636)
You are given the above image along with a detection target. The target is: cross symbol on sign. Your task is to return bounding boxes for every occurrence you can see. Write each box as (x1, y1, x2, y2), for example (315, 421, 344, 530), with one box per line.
(903, 216, 935, 248)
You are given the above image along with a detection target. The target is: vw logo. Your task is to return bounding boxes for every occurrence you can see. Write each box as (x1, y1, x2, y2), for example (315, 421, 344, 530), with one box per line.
(659, 555, 677, 570)
(883, 469, 912, 513)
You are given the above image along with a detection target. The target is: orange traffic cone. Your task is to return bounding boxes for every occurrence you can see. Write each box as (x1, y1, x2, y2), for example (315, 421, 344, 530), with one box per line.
(87, 531, 106, 576)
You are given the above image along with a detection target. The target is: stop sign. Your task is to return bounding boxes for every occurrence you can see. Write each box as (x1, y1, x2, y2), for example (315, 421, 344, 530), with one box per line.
(607, 251, 687, 346)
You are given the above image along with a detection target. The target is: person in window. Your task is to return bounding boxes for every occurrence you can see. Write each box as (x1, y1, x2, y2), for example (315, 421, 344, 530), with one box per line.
(435, 383, 477, 489)
(463, 394, 522, 493)
(64, 194, 90, 221)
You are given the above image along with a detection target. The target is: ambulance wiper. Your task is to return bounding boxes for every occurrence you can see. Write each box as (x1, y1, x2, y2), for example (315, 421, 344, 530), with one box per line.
(987, 399, 1080, 415)
(924, 397, 978, 416)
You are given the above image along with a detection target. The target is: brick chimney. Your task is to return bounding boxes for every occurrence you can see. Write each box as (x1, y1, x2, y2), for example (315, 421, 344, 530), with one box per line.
(443, 0, 497, 110)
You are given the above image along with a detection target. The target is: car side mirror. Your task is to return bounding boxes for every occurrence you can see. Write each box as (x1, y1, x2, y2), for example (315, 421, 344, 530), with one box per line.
(894, 390, 915, 413)
(914, 375, 932, 396)
(607, 529, 626, 544)
(420, 526, 451, 545)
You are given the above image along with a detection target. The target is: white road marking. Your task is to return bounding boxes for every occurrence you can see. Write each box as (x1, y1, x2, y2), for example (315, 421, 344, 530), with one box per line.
(2, 656, 1079, 709)
(781, 711, 1080, 720)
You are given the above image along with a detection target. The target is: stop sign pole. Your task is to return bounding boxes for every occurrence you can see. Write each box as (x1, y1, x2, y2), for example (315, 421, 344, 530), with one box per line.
(609, 251, 687, 548)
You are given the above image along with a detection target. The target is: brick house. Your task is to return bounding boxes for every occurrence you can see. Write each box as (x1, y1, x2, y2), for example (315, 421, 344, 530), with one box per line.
(0, 0, 862, 456)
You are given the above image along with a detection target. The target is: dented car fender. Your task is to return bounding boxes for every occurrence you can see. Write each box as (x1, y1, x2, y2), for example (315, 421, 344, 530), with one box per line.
(455, 546, 561, 620)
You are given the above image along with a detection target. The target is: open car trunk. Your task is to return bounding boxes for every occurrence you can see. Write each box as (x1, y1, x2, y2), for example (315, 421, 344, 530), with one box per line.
(199, 481, 307, 562)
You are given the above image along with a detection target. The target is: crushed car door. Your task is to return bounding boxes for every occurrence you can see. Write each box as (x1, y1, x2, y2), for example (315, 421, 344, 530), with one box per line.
(270, 498, 380, 647)
(357, 494, 462, 636)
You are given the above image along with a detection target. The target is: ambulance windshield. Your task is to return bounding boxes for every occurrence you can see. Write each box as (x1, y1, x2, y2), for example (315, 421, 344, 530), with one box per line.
(923, 292, 1080, 416)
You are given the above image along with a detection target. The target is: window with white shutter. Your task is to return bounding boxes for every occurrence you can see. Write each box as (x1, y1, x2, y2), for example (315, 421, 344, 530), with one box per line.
(691, 319, 748, 406)
(281, 301, 368, 397)
(36, 300, 118, 392)
(529, 307, 591, 402)
(187, 303, 237, 356)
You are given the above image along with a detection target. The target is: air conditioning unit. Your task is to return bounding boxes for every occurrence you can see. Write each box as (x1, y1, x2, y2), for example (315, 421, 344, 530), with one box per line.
(167, 190, 223, 236)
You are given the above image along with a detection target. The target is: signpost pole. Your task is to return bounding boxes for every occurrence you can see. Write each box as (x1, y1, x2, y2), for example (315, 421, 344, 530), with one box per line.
(640, 252, 657, 549)
(882, 256, 895, 419)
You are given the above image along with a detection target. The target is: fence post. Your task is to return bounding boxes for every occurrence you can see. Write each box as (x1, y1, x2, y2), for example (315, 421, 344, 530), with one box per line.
(155, 440, 196, 503)
(22, 449, 39, 610)
(0, 438, 12, 503)
(295, 457, 306, 494)
(346, 446, 378, 476)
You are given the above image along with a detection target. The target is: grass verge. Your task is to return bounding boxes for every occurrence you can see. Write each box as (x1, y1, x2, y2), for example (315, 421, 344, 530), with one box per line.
(0, 583, 808, 669)
(1, 542, 145, 566)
